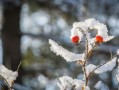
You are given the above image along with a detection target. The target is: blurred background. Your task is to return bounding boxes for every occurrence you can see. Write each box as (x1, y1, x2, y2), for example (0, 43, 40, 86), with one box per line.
(0, 0, 119, 90)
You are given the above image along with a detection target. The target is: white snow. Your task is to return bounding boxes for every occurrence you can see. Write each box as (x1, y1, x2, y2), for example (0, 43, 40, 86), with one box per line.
(57, 76, 90, 90)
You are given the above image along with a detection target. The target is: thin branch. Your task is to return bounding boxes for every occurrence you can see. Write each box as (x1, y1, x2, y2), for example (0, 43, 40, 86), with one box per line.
(16, 61, 22, 72)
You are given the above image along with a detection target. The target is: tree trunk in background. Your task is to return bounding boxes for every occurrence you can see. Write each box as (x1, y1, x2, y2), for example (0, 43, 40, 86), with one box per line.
(1, 1, 23, 89)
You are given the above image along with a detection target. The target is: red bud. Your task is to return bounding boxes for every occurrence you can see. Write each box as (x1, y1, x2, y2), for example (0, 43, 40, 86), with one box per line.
(95, 35, 103, 43)
(71, 36, 80, 44)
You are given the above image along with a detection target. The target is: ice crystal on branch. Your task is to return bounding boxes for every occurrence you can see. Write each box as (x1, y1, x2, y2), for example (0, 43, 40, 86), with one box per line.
(85, 57, 117, 76)
(57, 76, 90, 90)
(0, 64, 18, 87)
(49, 39, 84, 62)
(86, 57, 117, 75)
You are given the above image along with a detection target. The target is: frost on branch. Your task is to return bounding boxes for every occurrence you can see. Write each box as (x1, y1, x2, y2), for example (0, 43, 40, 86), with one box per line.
(70, 24, 83, 43)
(94, 81, 109, 90)
(0, 64, 18, 87)
(95, 57, 117, 74)
(57, 76, 90, 90)
(49, 39, 84, 62)
(85, 57, 117, 75)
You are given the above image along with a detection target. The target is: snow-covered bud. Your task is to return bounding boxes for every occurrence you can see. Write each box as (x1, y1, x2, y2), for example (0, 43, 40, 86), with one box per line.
(95, 35, 103, 43)
(70, 22, 83, 44)
(71, 36, 80, 44)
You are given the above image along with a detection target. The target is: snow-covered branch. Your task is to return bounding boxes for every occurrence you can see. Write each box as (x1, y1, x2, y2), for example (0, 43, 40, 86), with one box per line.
(49, 39, 85, 62)
(95, 57, 117, 74)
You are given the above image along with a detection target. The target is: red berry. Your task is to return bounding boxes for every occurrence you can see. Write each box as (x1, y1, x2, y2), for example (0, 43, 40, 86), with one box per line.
(71, 36, 80, 44)
(95, 35, 103, 43)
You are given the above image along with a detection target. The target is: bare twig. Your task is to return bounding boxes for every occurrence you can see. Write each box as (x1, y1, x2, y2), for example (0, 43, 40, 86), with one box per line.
(16, 61, 22, 72)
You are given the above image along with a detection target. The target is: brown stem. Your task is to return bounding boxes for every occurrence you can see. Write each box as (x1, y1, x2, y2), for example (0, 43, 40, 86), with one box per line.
(85, 77, 89, 86)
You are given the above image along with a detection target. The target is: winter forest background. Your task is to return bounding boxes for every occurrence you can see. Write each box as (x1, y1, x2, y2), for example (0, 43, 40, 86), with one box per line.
(0, 0, 119, 90)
